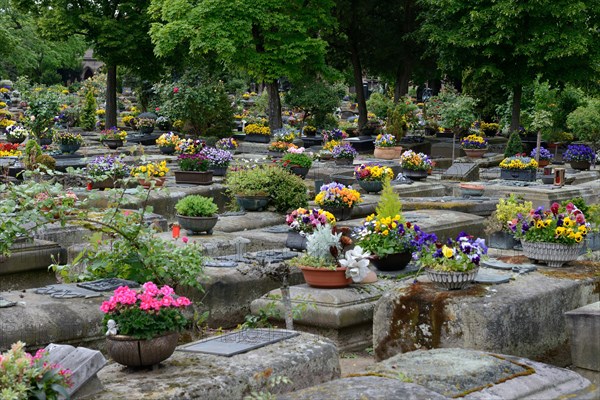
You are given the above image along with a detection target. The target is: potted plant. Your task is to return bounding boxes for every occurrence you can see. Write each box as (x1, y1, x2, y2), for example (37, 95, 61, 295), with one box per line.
(285, 207, 336, 251)
(53, 131, 83, 154)
(354, 163, 394, 193)
(302, 125, 317, 137)
(156, 132, 181, 154)
(315, 182, 362, 221)
(137, 117, 155, 134)
(399, 150, 433, 180)
(175, 195, 219, 235)
(100, 126, 128, 149)
(244, 122, 271, 143)
(200, 146, 233, 176)
(216, 137, 238, 155)
(131, 160, 170, 188)
(332, 143, 358, 165)
(0, 341, 73, 398)
(530, 146, 553, 167)
(101, 282, 192, 367)
(5, 124, 28, 144)
(415, 232, 488, 290)
(280, 147, 313, 179)
(175, 138, 205, 154)
(509, 202, 590, 267)
(323, 128, 348, 142)
(373, 133, 402, 160)
(499, 154, 538, 181)
(563, 144, 596, 170)
(86, 155, 131, 189)
(460, 134, 488, 159)
(0, 142, 22, 158)
(156, 115, 171, 131)
(485, 194, 532, 249)
(268, 141, 296, 158)
(175, 153, 213, 185)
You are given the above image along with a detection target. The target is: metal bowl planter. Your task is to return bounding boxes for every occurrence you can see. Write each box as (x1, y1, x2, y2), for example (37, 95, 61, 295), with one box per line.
(521, 240, 584, 267)
(38, 137, 52, 146)
(159, 146, 176, 155)
(6, 136, 25, 144)
(569, 161, 591, 171)
(176, 214, 218, 235)
(288, 166, 309, 179)
(322, 206, 353, 221)
(401, 169, 428, 180)
(59, 143, 81, 154)
(209, 166, 228, 176)
(103, 139, 124, 150)
(139, 126, 154, 135)
(286, 231, 307, 251)
(425, 267, 479, 290)
(235, 195, 270, 211)
(488, 231, 519, 250)
(106, 332, 179, 368)
(369, 251, 412, 271)
(357, 180, 383, 193)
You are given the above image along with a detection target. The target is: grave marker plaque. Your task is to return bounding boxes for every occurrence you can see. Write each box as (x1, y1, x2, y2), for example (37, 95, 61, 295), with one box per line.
(442, 162, 479, 181)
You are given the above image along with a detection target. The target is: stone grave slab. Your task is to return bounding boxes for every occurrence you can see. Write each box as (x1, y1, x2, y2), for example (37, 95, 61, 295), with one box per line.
(46, 343, 107, 397)
(77, 278, 140, 292)
(178, 329, 299, 357)
(94, 331, 340, 400)
(565, 302, 600, 371)
(474, 268, 511, 284)
(367, 348, 593, 399)
(35, 283, 105, 298)
(483, 258, 538, 274)
(442, 162, 479, 181)
(344, 136, 375, 152)
(0, 239, 64, 275)
(251, 280, 395, 351)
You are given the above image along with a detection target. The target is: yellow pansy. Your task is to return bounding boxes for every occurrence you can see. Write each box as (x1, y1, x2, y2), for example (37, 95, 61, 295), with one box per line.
(442, 245, 454, 258)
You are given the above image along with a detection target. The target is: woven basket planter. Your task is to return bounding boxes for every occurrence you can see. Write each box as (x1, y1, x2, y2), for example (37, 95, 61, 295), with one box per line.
(425, 267, 479, 290)
(521, 240, 584, 267)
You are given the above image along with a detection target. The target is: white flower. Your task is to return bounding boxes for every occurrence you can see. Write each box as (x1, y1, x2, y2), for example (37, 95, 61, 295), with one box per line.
(340, 246, 372, 283)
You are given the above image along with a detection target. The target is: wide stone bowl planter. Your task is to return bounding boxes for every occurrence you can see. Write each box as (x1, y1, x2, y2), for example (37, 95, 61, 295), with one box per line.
(463, 148, 487, 159)
(174, 170, 213, 185)
(159, 145, 175, 155)
(299, 266, 351, 288)
(322, 206, 353, 221)
(521, 240, 584, 267)
(425, 267, 479, 290)
(286, 231, 307, 251)
(401, 169, 428, 180)
(569, 161, 591, 171)
(374, 146, 402, 160)
(176, 214, 218, 235)
(500, 169, 536, 182)
(244, 134, 271, 143)
(103, 139, 124, 150)
(334, 158, 353, 166)
(59, 143, 81, 154)
(106, 332, 179, 367)
(236, 195, 270, 211)
(370, 251, 412, 271)
(357, 179, 383, 193)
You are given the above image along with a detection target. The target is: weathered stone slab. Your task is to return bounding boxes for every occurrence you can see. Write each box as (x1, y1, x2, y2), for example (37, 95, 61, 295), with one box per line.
(373, 265, 599, 364)
(0, 239, 64, 275)
(442, 162, 479, 181)
(368, 348, 593, 399)
(565, 301, 600, 371)
(95, 331, 340, 400)
(278, 376, 446, 400)
(251, 281, 395, 351)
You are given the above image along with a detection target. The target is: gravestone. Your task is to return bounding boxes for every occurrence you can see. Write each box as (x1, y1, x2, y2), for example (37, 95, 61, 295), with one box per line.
(565, 302, 600, 372)
(442, 162, 479, 181)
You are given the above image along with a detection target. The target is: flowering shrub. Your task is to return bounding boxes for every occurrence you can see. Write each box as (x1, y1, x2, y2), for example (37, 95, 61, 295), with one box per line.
(100, 282, 192, 340)
(53, 131, 83, 145)
(509, 203, 590, 245)
(216, 137, 238, 150)
(563, 144, 596, 163)
(176, 138, 204, 154)
(131, 160, 169, 177)
(332, 143, 358, 159)
(460, 134, 487, 149)
(323, 128, 347, 142)
(286, 207, 336, 234)
(415, 232, 488, 272)
(100, 126, 127, 141)
(5, 125, 28, 140)
(268, 141, 296, 152)
(87, 155, 131, 178)
(315, 182, 362, 208)
(323, 139, 341, 151)
(177, 153, 210, 172)
(0, 341, 73, 399)
(200, 146, 233, 168)
(356, 216, 437, 257)
(374, 133, 397, 148)
(399, 150, 433, 171)
(245, 123, 271, 135)
(530, 146, 553, 161)
(354, 164, 394, 182)
(499, 155, 538, 170)
(156, 132, 180, 147)
(0, 143, 22, 157)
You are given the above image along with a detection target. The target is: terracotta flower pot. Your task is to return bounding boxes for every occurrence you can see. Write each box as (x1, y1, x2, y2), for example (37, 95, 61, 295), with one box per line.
(138, 177, 166, 188)
(374, 146, 402, 160)
(463, 148, 487, 159)
(299, 266, 351, 288)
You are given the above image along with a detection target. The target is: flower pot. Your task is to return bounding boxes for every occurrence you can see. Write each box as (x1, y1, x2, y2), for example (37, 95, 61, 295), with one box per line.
(322, 206, 353, 221)
(357, 180, 383, 193)
(209, 166, 228, 176)
(334, 158, 353, 166)
(569, 161, 591, 171)
(236, 195, 270, 211)
(299, 266, 351, 288)
(425, 267, 479, 290)
(537, 159, 550, 168)
(370, 251, 412, 272)
(520, 240, 584, 267)
(289, 166, 309, 179)
(59, 143, 80, 154)
(488, 231, 519, 250)
(176, 214, 218, 235)
(286, 231, 307, 251)
(463, 148, 487, 159)
(103, 139, 124, 150)
(459, 183, 485, 197)
(244, 134, 271, 143)
(106, 332, 179, 367)
(6, 136, 25, 144)
(38, 137, 52, 146)
(500, 169, 537, 182)
(401, 169, 428, 180)
(139, 126, 154, 135)
(374, 146, 402, 160)
(174, 170, 213, 185)
(90, 177, 121, 190)
(138, 177, 166, 188)
(159, 145, 176, 155)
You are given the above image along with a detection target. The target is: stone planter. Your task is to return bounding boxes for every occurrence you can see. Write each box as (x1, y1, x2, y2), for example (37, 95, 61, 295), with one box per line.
(235, 195, 270, 211)
(174, 170, 213, 185)
(286, 231, 307, 251)
(463, 148, 487, 159)
(357, 180, 383, 193)
(103, 139, 124, 150)
(569, 161, 591, 171)
(334, 158, 353, 166)
(58, 143, 81, 154)
(176, 214, 218, 235)
(288, 166, 309, 179)
(488, 231, 519, 250)
(500, 169, 537, 182)
(244, 134, 271, 143)
(373, 146, 402, 160)
(159, 146, 176, 155)
(521, 240, 584, 267)
(322, 206, 353, 221)
(299, 266, 351, 288)
(425, 267, 479, 290)
(401, 169, 428, 180)
(138, 177, 166, 188)
(106, 332, 179, 367)
(369, 251, 412, 272)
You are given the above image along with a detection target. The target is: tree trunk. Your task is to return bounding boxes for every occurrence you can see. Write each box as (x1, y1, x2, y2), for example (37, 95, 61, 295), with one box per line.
(266, 81, 282, 133)
(350, 42, 367, 130)
(510, 84, 522, 133)
(105, 65, 118, 129)
(393, 63, 411, 103)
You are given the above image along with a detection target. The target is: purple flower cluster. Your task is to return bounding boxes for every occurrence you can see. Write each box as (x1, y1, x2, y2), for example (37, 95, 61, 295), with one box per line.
(86, 155, 130, 178)
(324, 128, 347, 142)
(200, 146, 233, 168)
(563, 144, 596, 162)
(332, 143, 358, 159)
(530, 146, 552, 160)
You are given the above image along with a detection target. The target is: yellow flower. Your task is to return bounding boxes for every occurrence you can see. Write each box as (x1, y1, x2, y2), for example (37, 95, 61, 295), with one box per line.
(536, 220, 544, 229)
(442, 245, 454, 258)
(555, 227, 566, 236)
(563, 218, 573, 227)
(382, 230, 389, 236)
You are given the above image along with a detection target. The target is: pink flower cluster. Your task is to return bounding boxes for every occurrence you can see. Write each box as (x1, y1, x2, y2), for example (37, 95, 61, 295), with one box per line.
(100, 282, 192, 314)
(287, 146, 306, 154)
